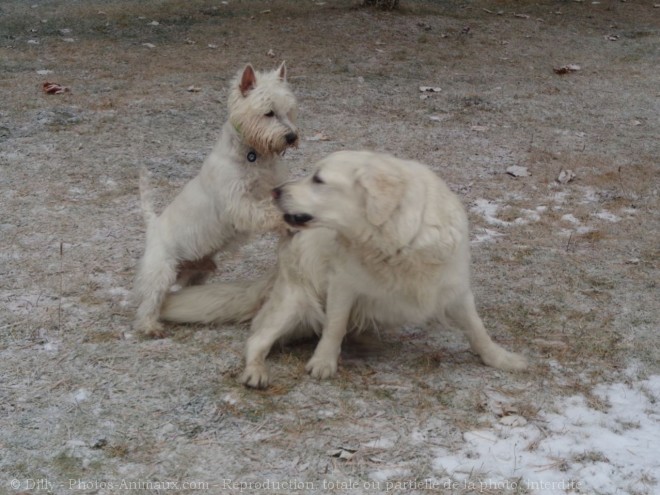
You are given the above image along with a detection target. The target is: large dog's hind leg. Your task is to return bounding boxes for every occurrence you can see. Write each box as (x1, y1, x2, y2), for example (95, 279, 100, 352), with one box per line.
(240, 289, 304, 388)
(445, 291, 527, 371)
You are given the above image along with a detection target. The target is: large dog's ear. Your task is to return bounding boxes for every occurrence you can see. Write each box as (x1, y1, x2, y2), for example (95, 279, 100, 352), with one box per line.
(358, 167, 406, 226)
(277, 61, 287, 81)
(239, 64, 257, 96)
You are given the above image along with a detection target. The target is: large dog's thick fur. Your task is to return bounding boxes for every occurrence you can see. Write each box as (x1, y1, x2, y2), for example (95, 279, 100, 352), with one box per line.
(133, 62, 298, 337)
(161, 151, 527, 387)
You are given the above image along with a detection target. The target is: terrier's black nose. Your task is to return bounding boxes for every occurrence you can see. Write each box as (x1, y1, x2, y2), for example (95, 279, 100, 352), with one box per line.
(272, 187, 282, 200)
(285, 132, 298, 145)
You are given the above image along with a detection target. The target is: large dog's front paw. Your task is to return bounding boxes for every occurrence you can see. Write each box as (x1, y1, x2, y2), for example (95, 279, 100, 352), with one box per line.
(240, 364, 271, 389)
(305, 356, 338, 380)
(499, 351, 528, 371)
(481, 347, 528, 371)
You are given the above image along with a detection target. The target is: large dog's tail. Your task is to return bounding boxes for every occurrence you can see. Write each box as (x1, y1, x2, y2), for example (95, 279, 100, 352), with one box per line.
(139, 167, 158, 227)
(160, 272, 276, 324)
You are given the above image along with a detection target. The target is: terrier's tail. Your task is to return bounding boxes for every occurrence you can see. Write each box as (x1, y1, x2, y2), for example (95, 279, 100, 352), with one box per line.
(160, 272, 276, 324)
(139, 167, 158, 226)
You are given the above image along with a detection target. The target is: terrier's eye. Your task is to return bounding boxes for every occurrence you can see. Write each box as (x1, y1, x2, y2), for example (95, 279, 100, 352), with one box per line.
(265, 111, 275, 117)
(312, 174, 324, 184)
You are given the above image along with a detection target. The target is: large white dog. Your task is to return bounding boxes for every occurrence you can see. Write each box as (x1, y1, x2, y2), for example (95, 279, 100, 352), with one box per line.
(161, 151, 527, 387)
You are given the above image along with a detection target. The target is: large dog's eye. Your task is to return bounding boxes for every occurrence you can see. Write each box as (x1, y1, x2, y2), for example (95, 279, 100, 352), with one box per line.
(312, 174, 324, 185)
(265, 111, 275, 117)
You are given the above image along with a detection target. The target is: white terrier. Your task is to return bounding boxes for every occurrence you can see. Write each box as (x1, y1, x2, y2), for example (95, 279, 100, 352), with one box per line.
(134, 62, 298, 337)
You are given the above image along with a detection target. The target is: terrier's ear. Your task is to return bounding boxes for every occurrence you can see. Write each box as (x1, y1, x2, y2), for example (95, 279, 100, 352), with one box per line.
(277, 61, 287, 81)
(358, 167, 405, 226)
(239, 64, 257, 96)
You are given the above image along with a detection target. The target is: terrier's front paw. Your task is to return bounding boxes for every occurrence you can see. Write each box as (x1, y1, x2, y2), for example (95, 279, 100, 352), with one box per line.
(305, 356, 338, 380)
(135, 320, 166, 339)
(240, 364, 271, 389)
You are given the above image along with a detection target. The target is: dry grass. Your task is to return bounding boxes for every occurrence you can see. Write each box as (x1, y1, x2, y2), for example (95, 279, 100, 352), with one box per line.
(1, 0, 659, 492)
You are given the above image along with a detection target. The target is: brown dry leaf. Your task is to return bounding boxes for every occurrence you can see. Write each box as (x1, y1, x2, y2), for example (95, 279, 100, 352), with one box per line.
(553, 64, 581, 75)
(42, 82, 70, 94)
(327, 447, 357, 460)
(506, 165, 530, 177)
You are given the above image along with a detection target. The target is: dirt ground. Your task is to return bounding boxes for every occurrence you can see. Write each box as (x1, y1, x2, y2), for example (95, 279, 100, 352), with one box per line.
(1, 1, 658, 494)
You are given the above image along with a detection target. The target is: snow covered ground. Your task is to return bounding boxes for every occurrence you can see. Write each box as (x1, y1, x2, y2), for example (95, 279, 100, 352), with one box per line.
(2, 1, 658, 493)
(430, 375, 660, 494)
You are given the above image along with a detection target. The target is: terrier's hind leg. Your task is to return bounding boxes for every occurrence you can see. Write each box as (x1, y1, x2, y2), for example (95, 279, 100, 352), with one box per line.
(134, 248, 177, 338)
(445, 291, 527, 371)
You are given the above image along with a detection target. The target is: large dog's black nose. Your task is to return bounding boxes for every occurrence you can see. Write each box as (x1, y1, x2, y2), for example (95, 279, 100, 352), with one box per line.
(285, 132, 298, 145)
(272, 187, 282, 200)
(283, 213, 313, 227)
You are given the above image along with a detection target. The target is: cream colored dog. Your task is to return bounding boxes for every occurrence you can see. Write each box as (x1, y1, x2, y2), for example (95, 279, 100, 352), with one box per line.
(133, 62, 298, 337)
(161, 151, 527, 386)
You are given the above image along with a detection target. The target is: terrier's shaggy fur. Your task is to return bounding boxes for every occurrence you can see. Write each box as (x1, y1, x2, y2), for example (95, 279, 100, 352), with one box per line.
(134, 62, 298, 337)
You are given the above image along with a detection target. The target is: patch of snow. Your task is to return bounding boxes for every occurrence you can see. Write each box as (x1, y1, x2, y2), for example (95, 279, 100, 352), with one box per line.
(432, 376, 660, 495)
(579, 186, 598, 204)
(471, 199, 509, 226)
(472, 228, 504, 244)
(594, 210, 621, 222)
(65, 439, 87, 449)
(369, 468, 411, 483)
(108, 287, 129, 297)
(72, 388, 90, 403)
(513, 209, 541, 224)
(43, 341, 59, 352)
(363, 437, 396, 449)
(101, 176, 118, 189)
(410, 428, 427, 444)
(561, 214, 580, 224)
(551, 190, 569, 204)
